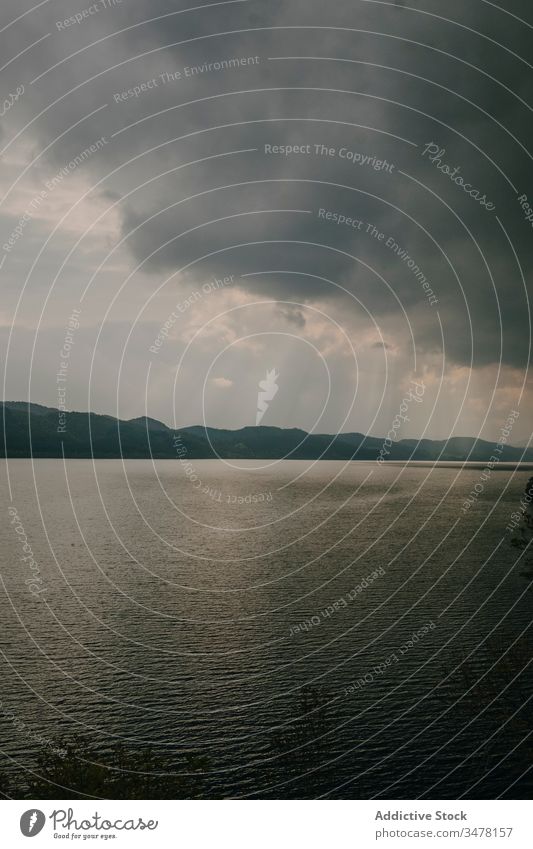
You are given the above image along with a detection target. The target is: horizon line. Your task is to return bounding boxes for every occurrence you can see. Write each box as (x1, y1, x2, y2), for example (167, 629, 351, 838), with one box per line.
(1, 400, 528, 448)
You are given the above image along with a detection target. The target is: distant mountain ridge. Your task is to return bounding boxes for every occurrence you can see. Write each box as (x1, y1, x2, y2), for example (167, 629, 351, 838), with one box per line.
(1, 401, 531, 462)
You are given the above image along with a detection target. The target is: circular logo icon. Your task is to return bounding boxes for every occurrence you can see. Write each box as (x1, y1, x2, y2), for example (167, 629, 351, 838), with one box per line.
(20, 810, 46, 837)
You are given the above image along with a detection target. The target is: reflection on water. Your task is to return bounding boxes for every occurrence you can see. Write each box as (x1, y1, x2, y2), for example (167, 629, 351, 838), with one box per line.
(0, 459, 531, 798)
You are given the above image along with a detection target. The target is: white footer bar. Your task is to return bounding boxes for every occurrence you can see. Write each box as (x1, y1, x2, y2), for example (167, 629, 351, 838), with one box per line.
(1, 799, 530, 848)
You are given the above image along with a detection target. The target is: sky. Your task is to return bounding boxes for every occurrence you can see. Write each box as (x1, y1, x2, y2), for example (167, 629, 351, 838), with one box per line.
(0, 0, 531, 443)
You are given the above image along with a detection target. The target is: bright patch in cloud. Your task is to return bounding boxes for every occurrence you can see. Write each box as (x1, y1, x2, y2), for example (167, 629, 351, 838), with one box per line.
(211, 377, 233, 389)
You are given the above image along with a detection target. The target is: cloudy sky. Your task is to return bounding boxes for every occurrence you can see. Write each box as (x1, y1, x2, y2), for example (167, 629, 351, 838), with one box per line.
(0, 0, 531, 443)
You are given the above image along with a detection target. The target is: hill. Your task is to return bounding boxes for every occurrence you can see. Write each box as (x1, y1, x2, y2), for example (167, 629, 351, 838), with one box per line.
(1, 402, 531, 462)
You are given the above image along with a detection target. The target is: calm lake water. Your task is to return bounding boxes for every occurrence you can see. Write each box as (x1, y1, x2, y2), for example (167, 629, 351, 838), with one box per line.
(1, 459, 532, 798)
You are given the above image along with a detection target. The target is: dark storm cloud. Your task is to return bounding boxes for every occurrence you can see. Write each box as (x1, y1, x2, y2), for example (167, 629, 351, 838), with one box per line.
(0, 0, 532, 375)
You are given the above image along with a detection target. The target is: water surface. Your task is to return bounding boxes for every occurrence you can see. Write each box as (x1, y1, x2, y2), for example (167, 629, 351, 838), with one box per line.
(1, 459, 531, 798)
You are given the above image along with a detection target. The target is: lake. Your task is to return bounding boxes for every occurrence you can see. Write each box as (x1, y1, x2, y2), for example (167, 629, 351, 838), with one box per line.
(1, 459, 531, 798)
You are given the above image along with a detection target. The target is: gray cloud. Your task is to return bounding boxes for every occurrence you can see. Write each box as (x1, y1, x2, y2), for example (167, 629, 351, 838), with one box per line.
(0, 0, 531, 438)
